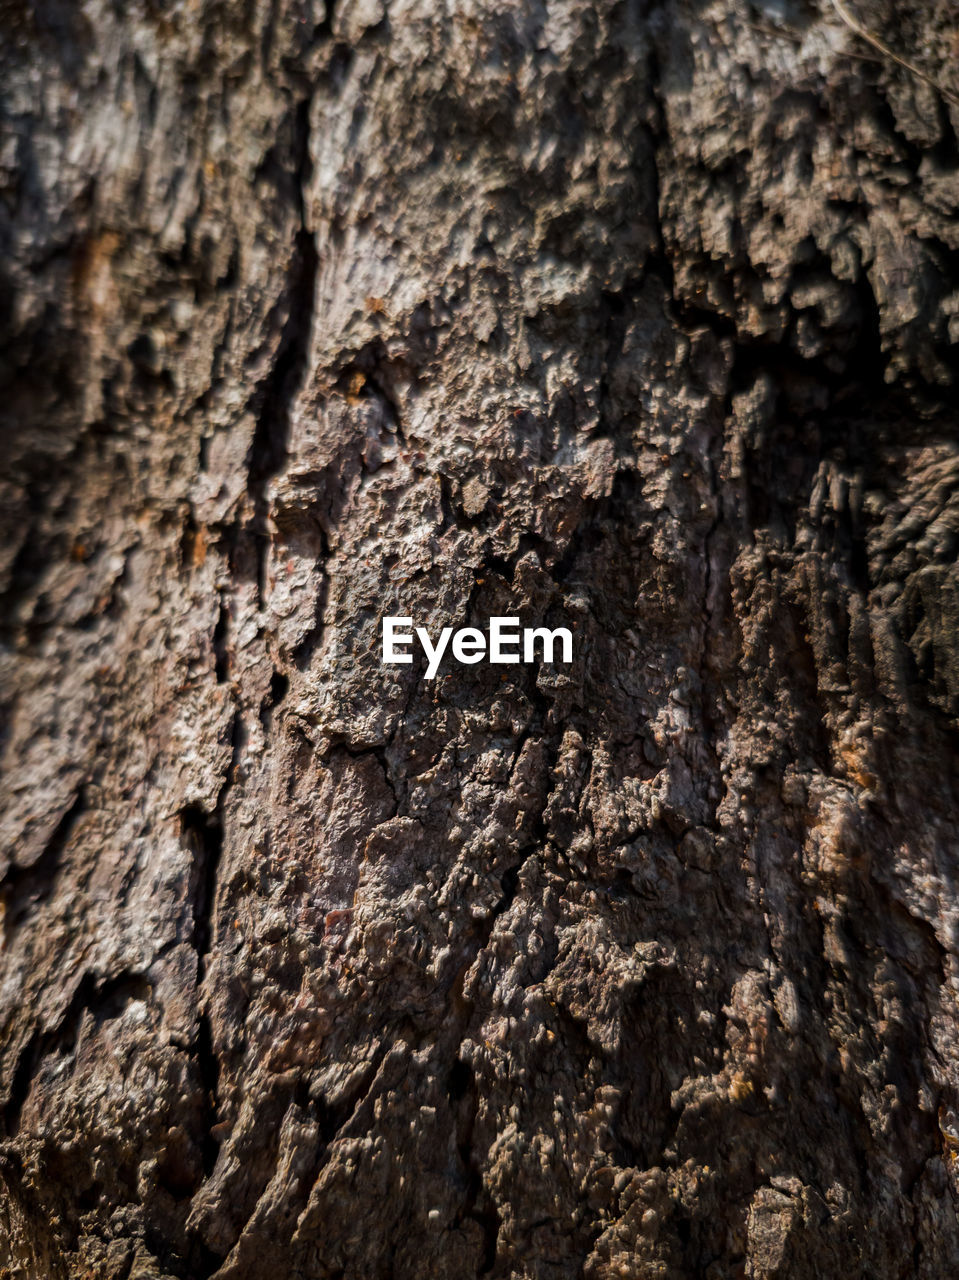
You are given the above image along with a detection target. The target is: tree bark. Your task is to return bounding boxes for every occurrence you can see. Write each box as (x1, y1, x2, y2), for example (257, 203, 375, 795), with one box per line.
(2, 1, 959, 1276)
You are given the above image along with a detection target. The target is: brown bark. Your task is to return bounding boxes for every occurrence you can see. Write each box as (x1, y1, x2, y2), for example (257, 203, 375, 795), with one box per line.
(2, 1, 959, 1276)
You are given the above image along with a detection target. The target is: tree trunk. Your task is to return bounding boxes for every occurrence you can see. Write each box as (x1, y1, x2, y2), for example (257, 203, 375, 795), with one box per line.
(2, 1, 959, 1275)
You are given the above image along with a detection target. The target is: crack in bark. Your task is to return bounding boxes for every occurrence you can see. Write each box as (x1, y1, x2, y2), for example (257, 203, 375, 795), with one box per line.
(180, 803, 224, 974)
(248, 94, 319, 608)
(1, 789, 85, 945)
(3, 971, 152, 1138)
(179, 709, 241, 1197)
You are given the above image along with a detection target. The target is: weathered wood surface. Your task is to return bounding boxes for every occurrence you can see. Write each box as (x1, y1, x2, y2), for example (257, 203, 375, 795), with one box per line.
(2, 1, 959, 1275)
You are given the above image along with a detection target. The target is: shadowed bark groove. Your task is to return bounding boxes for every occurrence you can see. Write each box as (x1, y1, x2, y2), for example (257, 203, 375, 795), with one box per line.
(2, 1, 959, 1277)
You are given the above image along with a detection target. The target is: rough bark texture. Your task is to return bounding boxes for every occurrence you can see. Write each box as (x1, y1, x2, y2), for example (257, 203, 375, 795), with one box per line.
(2, 0, 959, 1276)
